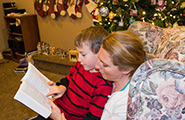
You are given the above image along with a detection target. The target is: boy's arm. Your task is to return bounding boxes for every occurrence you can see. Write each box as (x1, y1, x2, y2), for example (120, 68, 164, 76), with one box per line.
(56, 77, 69, 87)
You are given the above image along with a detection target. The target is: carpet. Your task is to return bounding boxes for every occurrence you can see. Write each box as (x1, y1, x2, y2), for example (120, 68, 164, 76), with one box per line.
(0, 59, 65, 120)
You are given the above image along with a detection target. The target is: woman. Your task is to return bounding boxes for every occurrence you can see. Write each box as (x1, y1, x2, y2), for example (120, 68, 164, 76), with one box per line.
(95, 30, 145, 120)
(48, 30, 145, 120)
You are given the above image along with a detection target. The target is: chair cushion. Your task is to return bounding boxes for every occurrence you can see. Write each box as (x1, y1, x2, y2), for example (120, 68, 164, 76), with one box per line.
(127, 58, 185, 120)
(128, 21, 164, 53)
(153, 27, 185, 62)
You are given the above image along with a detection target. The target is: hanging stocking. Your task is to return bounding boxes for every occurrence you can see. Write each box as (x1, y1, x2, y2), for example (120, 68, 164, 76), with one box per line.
(67, 0, 76, 19)
(54, 0, 61, 17)
(48, 0, 56, 19)
(34, 0, 45, 17)
(85, 0, 96, 13)
(75, 0, 83, 18)
(54, 0, 58, 13)
(57, 0, 68, 16)
(43, 0, 49, 16)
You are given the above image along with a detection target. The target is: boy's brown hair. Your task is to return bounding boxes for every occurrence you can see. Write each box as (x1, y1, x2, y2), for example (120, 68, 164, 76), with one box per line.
(74, 26, 109, 54)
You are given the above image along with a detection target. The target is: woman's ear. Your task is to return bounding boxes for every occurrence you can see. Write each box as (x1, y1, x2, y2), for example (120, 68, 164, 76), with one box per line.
(122, 67, 133, 75)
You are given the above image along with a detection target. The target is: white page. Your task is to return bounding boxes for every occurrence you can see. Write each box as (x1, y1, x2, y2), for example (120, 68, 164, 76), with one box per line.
(14, 81, 51, 118)
(21, 63, 50, 95)
(14, 63, 52, 118)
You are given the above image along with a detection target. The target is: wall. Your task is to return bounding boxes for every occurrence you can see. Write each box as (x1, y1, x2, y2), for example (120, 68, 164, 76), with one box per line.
(36, 8, 93, 50)
(16, 0, 93, 50)
(0, 0, 93, 52)
(0, 0, 13, 52)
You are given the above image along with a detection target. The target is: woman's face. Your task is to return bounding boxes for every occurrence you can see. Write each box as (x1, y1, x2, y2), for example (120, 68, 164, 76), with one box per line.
(95, 46, 124, 82)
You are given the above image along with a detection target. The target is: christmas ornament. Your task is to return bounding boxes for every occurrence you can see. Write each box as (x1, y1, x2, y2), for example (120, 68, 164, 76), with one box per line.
(181, 2, 185, 8)
(141, 16, 145, 21)
(129, 17, 135, 24)
(151, 0, 157, 5)
(123, 0, 128, 2)
(173, 22, 178, 27)
(92, 8, 102, 22)
(112, 0, 119, 5)
(108, 11, 116, 19)
(118, 18, 124, 26)
(139, 9, 146, 17)
(100, 6, 109, 17)
(156, 0, 166, 11)
(130, 9, 138, 16)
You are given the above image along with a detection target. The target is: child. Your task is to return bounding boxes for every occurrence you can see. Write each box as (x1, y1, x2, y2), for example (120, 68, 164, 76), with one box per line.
(34, 26, 113, 120)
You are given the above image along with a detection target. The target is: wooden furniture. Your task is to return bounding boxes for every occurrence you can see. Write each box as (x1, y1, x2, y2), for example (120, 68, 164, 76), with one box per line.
(4, 14, 40, 61)
(32, 54, 74, 75)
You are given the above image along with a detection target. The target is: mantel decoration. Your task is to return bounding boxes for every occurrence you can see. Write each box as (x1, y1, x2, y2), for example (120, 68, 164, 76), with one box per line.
(34, 0, 96, 19)
(37, 41, 69, 59)
(92, 0, 185, 32)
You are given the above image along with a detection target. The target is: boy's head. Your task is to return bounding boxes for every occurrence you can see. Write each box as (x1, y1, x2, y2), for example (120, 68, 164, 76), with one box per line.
(74, 26, 109, 71)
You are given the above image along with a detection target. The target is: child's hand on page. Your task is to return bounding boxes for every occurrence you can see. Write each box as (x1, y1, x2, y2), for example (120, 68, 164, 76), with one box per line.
(48, 99, 66, 120)
(46, 85, 66, 100)
(48, 81, 56, 86)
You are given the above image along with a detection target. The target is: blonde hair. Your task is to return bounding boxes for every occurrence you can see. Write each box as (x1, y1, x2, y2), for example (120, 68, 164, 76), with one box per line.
(74, 26, 109, 54)
(102, 30, 145, 76)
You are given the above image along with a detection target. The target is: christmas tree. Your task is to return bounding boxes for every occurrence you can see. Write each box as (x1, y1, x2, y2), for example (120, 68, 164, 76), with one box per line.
(92, 0, 185, 32)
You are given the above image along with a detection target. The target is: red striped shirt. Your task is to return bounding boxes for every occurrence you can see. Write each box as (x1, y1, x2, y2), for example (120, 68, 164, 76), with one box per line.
(54, 62, 112, 120)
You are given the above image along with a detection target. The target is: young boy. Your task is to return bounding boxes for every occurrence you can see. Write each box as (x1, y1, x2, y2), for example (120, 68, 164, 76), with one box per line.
(39, 26, 112, 120)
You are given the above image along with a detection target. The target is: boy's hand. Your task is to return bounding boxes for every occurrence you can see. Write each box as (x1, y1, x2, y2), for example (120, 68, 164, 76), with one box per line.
(61, 113, 66, 120)
(46, 85, 66, 100)
(48, 99, 66, 120)
(48, 81, 56, 86)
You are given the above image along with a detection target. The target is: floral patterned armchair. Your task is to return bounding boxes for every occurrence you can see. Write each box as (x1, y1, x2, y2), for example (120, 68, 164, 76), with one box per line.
(128, 21, 185, 62)
(127, 58, 185, 120)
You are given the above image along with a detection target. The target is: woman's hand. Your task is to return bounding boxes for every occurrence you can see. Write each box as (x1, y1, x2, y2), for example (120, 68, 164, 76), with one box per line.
(47, 81, 67, 100)
(48, 99, 66, 120)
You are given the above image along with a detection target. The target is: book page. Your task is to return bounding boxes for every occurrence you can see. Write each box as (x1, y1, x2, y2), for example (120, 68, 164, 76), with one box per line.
(14, 81, 51, 118)
(21, 63, 50, 95)
(14, 63, 52, 118)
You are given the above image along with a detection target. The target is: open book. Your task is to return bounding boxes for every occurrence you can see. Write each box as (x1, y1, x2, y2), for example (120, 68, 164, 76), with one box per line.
(14, 63, 51, 118)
